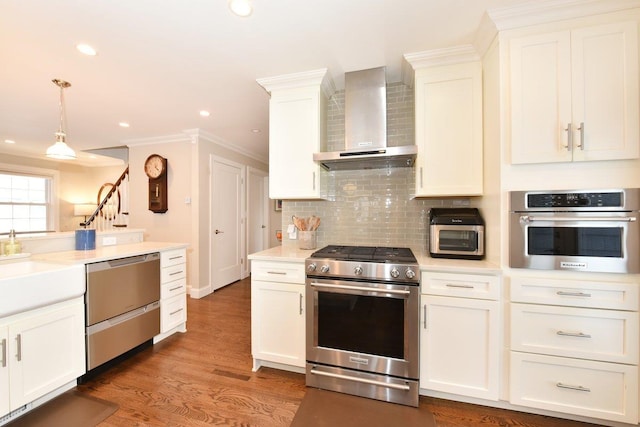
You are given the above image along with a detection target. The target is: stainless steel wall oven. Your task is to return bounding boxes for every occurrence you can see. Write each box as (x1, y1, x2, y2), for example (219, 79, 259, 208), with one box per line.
(305, 246, 420, 407)
(510, 189, 640, 273)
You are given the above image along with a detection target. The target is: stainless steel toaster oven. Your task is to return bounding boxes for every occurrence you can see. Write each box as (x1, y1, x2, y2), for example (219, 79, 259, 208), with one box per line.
(429, 208, 485, 260)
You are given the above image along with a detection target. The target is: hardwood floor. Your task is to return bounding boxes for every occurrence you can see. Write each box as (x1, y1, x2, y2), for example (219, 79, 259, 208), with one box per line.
(77, 277, 601, 427)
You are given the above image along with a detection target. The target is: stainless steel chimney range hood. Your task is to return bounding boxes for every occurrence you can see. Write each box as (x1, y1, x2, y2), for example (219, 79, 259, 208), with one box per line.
(313, 66, 417, 171)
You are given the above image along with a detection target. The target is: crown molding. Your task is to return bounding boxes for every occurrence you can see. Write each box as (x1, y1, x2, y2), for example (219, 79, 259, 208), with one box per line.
(256, 68, 336, 98)
(402, 45, 480, 86)
(488, 0, 640, 32)
(183, 129, 268, 165)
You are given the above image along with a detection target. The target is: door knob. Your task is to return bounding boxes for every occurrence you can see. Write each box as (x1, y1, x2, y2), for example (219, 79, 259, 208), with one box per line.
(215, 229, 224, 234)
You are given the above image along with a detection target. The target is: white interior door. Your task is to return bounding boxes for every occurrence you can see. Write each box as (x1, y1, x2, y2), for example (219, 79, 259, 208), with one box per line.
(210, 156, 244, 291)
(247, 168, 269, 275)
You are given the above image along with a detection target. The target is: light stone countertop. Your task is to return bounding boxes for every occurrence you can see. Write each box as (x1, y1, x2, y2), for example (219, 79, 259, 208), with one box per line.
(31, 241, 188, 265)
(248, 245, 501, 275)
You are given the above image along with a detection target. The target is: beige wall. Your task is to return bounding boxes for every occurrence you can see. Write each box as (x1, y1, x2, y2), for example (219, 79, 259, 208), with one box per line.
(128, 130, 268, 298)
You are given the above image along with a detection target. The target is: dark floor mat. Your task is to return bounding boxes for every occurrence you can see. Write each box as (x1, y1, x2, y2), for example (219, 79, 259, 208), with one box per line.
(291, 388, 437, 427)
(7, 390, 118, 427)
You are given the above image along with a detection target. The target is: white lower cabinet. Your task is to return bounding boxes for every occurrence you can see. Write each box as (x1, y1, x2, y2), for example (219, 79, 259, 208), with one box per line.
(420, 271, 500, 400)
(0, 297, 85, 418)
(251, 260, 305, 372)
(511, 352, 638, 424)
(509, 276, 639, 424)
(156, 248, 187, 342)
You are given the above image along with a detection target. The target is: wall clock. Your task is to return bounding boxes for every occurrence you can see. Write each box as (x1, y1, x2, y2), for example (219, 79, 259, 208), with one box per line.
(144, 154, 168, 213)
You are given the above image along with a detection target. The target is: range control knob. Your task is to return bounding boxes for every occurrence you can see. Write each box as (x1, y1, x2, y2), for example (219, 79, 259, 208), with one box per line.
(354, 266, 363, 276)
(320, 265, 330, 273)
(405, 268, 416, 279)
(307, 263, 317, 273)
(390, 268, 400, 278)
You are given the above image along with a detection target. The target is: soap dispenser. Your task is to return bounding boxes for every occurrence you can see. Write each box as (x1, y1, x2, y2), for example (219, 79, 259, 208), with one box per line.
(5, 229, 21, 255)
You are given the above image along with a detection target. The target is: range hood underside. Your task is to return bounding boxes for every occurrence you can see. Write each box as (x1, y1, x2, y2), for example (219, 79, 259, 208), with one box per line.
(313, 145, 418, 171)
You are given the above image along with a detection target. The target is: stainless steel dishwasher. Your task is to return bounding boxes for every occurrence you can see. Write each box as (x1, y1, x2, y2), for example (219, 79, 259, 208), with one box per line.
(85, 252, 160, 370)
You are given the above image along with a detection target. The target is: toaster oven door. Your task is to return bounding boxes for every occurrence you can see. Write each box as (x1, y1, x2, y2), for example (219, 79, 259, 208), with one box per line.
(429, 225, 484, 259)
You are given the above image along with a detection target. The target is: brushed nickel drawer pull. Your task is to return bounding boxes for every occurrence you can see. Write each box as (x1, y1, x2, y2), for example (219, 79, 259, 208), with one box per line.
(169, 255, 183, 261)
(169, 270, 184, 276)
(423, 304, 427, 329)
(169, 308, 184, 316)
(169, 286, 183, 292)
(445, 283, 474, 289)
(557, 291, 592, 297)
(556, 382, 590, 392)
(557, 331, 591, 338)
(267, 271, 287, 275)
(299, 293, 303, 315)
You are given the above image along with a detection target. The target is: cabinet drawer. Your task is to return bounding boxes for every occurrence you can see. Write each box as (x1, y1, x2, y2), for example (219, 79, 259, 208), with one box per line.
(510, 352, 638, 424)
(511, 303, 639, 364)
(421, 271, 500, 300)
(161, 278, 187, 300)
(510, 276, 639, 310)
(161, 294, 187, 333)
(252, 261, 305, 284)
(161, 264, 186, 283)
(161, 249, 186, 268)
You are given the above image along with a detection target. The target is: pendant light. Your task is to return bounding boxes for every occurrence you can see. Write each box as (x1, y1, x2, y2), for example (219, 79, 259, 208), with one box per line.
(46, 78, 76, 160)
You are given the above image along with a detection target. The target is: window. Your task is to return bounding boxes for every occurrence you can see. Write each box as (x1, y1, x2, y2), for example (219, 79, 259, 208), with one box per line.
(0, 172, 53, 233)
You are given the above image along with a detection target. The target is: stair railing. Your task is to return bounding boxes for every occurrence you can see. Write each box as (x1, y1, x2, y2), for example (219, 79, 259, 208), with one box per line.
(81, 166, 129, 230)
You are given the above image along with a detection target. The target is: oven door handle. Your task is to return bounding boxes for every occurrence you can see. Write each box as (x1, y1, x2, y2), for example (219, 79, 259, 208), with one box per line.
(309, 282, 410, 295)
(309, 367, 411, 391)
(520, 215, 637, 223)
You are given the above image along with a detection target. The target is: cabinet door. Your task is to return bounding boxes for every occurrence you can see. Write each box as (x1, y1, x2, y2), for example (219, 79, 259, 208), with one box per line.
(268, 88, 323, 199)
(251, 280, 305, 367)
(8, 300, 85, 410)
(510, 31, 572, 164)
(420, 295, 499, 400)
(414, 62, 483, 196)
(0, 325, 8, 418)
(571, 21, 639, 162)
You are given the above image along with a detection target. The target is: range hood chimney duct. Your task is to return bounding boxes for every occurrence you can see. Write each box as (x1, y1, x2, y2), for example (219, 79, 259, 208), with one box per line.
(313, 66, 417, 171)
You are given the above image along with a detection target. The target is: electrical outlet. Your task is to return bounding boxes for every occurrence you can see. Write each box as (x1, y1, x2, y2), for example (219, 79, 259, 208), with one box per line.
(102, 236, 117, 246)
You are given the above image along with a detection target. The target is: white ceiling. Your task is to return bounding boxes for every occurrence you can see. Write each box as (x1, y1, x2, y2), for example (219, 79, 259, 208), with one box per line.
(0, 0, 525, 167)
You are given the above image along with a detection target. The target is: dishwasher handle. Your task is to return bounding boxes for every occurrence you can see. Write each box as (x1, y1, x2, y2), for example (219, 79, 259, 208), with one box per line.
(87, 252, 160, 273)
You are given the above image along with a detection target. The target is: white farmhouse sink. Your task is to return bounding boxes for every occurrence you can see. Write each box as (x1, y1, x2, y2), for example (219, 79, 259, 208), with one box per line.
(0, 261, 85, 318)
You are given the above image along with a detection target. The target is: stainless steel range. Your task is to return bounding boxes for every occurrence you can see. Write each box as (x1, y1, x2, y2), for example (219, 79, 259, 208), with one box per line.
(305, 245, 420, 407)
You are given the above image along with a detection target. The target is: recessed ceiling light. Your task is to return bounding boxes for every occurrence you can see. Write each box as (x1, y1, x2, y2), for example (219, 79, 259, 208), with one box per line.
(229, 0, 252, 17)
(4, 139, 15, 144)
(199, 110, 210, 117)
(119, 122, 130, 128)
(76, 43, 97, 56)
(251, 129, 261, 133)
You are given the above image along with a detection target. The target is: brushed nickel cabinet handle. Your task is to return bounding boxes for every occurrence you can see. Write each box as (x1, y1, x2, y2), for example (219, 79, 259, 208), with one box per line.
(169, 286, 183, 292)
(267, 271, 287, 275)
(556, 382, 590, 392)
(557, 291, 592, 297)
(169, 308, 184, 316)
(16, 334, 21, 362)
(423, 304, 427, 329)
(445, 283, 474, 289)
(299, 293, 303, 315)
(557, 331, 591, 338)
(563, 122, 572, 150)
(313, 172, 316, 191)
(576, 122, 584, 149)
(1, 338, 6, 368)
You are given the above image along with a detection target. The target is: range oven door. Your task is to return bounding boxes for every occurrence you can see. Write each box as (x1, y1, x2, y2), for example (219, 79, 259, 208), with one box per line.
(305, 278, 419, 380)
(509, 211, 640, 273)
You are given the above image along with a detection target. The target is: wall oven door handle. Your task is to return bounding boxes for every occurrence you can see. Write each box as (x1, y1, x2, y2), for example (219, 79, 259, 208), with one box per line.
(520, 215, 636, 223)
(309, 282, 410, 295)
(309, 367, 411, 391)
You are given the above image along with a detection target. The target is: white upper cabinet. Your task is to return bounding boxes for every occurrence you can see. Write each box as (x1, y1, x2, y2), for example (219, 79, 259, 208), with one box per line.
(509, 21, 639, 164)
(406, 49, 483, 197)
(257, 69, 334, 200)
